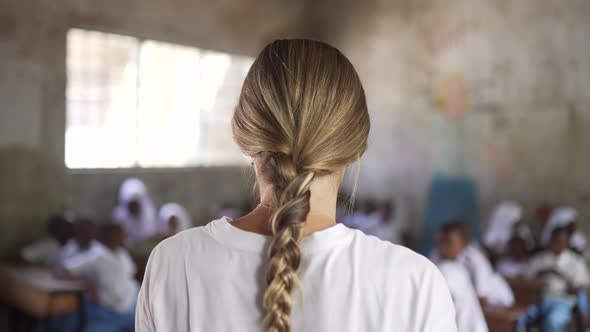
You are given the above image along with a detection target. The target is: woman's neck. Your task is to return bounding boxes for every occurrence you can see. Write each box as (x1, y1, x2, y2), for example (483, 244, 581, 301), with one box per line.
(232, 172, 341, 237)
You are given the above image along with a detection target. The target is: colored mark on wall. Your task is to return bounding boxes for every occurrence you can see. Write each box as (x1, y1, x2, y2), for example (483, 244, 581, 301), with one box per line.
(425, 24, 467, 55)
(436, 74, 469, 121)
(481, 138, 511, 184)
(421, 174, 480, 255)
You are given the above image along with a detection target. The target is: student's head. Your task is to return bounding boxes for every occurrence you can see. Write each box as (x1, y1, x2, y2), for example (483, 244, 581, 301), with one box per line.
(118, 178, 150, 219)
(436, 221, 470, 260)
(74, 218, 96, 250)
(549, 226, 570, 254)
(127, 199, 142, 218)
(167, 216, 180, 235)
(99, 223, 126, 249)
(232, 39, 370, 332)
(47, 215, 74, 245)
(506, 236, 528, 261)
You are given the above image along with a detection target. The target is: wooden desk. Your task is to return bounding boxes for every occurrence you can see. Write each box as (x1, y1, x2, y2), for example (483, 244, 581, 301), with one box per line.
(0, 264, 86, 331)
(484, 305, 527, 332)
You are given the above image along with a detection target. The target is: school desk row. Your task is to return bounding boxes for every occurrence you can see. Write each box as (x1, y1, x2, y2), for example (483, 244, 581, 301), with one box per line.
(0, 262, 580, 332)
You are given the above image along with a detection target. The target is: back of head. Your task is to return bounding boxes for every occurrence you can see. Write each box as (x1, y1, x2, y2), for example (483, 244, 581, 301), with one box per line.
(437, 220, 470, 260)
(99, 223, 125, 248)
(232, 39, 370, 332)
(74, 217, 97, 248)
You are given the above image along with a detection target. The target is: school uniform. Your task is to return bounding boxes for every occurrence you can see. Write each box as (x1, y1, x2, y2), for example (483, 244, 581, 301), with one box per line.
(517, 249, 590, 332)
(438, 261, 489, 332)
(542, 207, 587, 252)
(483, 201, 523, 254)
(158, 202, 192, 235)
(432, 244, 515, 307)
(63, 245, 138, 332)
(21, 237, 61, 266)
(496, 257, 528, 278)
(57, 239, 107, 269)
(112, 178, 158, 245)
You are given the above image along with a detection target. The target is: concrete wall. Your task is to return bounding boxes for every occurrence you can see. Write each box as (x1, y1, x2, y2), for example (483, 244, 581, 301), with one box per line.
(2, 0, 590, 254)
(305, 0, 590, 238)
(0, 0, 305, 255)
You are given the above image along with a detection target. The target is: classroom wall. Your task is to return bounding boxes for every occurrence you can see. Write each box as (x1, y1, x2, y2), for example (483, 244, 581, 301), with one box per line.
(305, 0, 590, 238)
(2, 0, 590, 255)
(0, 0, 305, 255)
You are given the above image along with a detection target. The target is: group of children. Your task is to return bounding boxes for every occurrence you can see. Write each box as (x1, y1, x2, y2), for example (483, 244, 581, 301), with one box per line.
(433, 201, 589, 332)
(19, 178, 194, 332)
(19, 185, 590, 332)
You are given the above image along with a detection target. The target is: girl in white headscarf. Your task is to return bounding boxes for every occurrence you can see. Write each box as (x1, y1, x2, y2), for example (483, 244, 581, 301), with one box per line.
(542, 207, 586, 253)
(158, 203, 192, 237)
(112, 178, 157, 245)
(483, 201, 523, 254)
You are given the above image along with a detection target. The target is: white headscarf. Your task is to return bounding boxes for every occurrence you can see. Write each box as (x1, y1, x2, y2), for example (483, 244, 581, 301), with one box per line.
(483, 201, 523, 253)
(159, 202, 192, 235)
(541, 207, 578, 247)
(112, 178, 157, 245)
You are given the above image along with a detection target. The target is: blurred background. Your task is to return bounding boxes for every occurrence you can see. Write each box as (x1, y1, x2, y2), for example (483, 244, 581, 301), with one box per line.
(1, 0, 590, 331)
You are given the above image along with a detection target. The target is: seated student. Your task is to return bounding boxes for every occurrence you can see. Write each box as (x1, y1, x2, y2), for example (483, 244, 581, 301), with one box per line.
(431, 221, 515, 307)
(542, 207, 587, 254)
(62, 223, 138, 332)
(435, 230, 489, 332)
(57, 218, 105, 268)
(158, 202, 192, 238)
(496, 235, 530, 278)
(484, 201, 523, 256)
(21, 214, 74, 266)
(517, 226, 590, 332)
(112, 178, 158, 245)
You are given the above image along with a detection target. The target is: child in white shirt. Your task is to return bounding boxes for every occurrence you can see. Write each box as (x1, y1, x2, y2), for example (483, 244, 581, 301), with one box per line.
(21, 215, 74, 266)
(496, 236, 529, 278)
(431, 221, 515, 308)
(517, 226, 590, 332)
(63, 223, 138, 332)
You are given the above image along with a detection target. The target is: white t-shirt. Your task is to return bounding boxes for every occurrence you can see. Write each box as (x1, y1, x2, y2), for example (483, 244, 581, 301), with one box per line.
(21, 237, 61, 266)
(437, 261, 489, 332)
(136, 217, 457, 332)
(64, 246, 139, 313)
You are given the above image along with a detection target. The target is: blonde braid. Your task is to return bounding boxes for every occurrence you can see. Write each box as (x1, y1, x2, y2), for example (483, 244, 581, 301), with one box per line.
(262, 153, 315, 332)
(231, 39, 370, 332)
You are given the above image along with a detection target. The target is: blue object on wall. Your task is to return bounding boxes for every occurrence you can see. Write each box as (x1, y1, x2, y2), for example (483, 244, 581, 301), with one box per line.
(421, 174, 479, 255)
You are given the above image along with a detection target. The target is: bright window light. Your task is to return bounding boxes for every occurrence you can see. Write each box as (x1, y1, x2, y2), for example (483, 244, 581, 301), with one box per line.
(65, 28, 253, 169)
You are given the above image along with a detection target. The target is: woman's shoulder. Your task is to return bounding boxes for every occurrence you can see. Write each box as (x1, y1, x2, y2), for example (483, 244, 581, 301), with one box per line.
(345, 227, 440, 278)
(151, 219, 221, 255)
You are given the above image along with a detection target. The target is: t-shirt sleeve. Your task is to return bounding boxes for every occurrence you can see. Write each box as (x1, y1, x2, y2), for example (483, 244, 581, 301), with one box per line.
(414, 261, 458, 332)
(136, 246, 158, 332)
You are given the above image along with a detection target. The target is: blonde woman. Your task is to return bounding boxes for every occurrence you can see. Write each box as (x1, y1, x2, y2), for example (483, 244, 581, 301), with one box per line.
(136, 39, 457, 332)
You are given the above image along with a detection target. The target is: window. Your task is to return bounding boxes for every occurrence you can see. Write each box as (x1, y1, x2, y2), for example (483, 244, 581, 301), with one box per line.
(66, 28, 254, 168)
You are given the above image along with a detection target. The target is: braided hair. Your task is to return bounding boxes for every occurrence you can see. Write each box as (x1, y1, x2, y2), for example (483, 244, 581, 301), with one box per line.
(232, 39, 370, 332)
